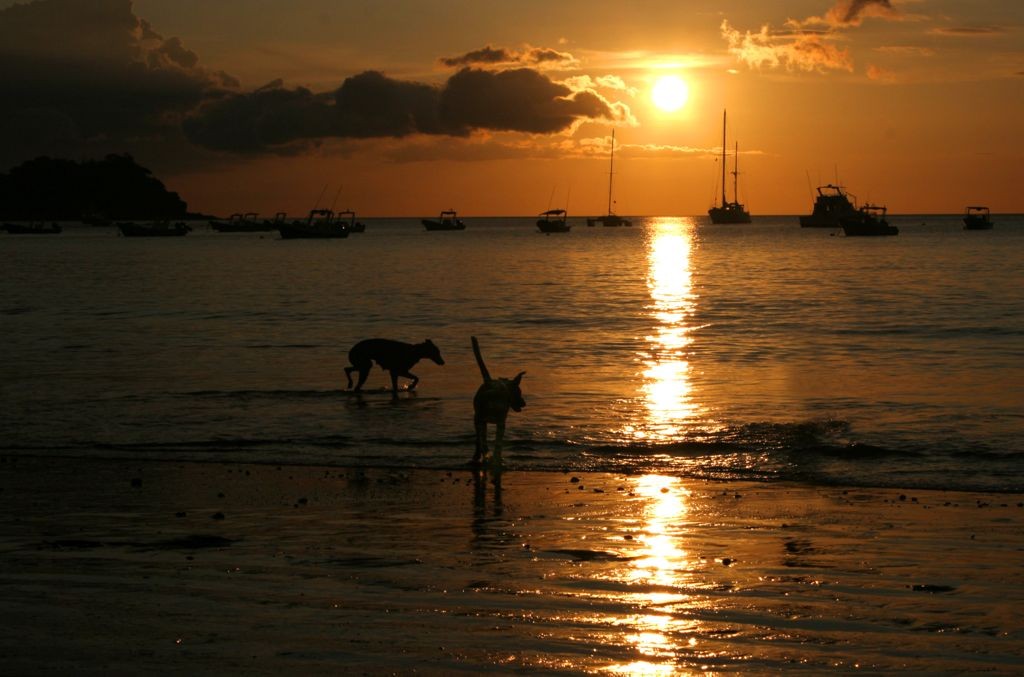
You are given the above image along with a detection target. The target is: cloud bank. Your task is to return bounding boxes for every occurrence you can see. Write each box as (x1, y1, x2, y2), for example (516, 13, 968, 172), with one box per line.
(0, 0, 235, 164)
(0, 1, 629, 164)
(183, 66, 629, 153)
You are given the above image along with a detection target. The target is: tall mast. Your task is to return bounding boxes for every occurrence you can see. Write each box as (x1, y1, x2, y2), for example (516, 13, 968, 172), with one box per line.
(607, 129, 616, 215)
(732, 141, 739, 204)
(720, 110, 727, 207)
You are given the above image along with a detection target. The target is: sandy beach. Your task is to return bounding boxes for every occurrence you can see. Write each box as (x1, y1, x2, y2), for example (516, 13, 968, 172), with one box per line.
(1, 456, 1021, 674)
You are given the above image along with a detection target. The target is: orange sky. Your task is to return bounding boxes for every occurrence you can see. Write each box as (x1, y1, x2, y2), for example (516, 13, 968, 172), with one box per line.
(2, 0, 1022, 215)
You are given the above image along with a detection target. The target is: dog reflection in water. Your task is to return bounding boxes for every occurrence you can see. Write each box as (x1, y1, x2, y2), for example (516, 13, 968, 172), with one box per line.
(344, 338, 445, 396)
(471, 336, 525, 470)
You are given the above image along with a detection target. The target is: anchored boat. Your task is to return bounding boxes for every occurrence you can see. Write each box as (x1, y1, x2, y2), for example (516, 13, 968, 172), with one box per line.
(210, 212, 274, 232)
(962, 206, 993, 230)
(537, 209, 571, 233)
(587, 130, 631, 227)
(840, 204, 898, 237)
(278, 209, 350, 239)
(422, 210, 466, 231)
(800, 184, 858, 228)
(708, 110, 751, 224)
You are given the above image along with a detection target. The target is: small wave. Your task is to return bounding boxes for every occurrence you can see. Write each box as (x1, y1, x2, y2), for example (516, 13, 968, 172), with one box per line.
(182, 388, 353, 400)
(790, 442, 908, 459)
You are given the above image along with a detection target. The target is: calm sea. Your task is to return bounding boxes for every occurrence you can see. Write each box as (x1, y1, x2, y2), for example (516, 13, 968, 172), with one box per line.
(2, 215, 1022, 491)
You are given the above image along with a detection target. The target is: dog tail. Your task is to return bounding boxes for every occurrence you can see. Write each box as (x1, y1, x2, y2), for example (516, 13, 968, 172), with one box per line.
(471, 336, 491, 383)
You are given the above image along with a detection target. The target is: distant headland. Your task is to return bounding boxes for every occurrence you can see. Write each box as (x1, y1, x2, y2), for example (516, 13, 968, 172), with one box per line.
(0, 155, 207, 221)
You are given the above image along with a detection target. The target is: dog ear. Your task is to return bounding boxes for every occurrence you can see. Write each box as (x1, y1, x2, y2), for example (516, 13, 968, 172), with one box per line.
(513, 371, 526, 384)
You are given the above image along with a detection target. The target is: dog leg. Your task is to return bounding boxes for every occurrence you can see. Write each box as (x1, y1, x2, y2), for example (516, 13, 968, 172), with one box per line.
(473, 420, 487, 465)
(344, 366, 355, 389)
(402, 371, 419, 391)
(353, 367, 370, 392)
(491, 421, 505, 470)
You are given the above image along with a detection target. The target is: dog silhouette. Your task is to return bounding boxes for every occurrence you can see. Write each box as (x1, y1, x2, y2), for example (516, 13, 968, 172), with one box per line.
(345, 338, 445, 395)
(471, 336, 525, 469)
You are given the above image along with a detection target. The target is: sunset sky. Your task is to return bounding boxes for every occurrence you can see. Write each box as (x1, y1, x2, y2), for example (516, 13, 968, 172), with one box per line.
(1, 0, 1021, 216)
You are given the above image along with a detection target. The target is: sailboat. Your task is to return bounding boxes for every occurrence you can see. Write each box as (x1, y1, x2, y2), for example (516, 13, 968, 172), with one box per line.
(587, 130, 631, 227)
(708, 110, 751, 224)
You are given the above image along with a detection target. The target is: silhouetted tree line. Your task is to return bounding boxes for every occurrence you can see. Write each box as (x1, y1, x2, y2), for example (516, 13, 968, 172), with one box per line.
(0, 155, 189, 220)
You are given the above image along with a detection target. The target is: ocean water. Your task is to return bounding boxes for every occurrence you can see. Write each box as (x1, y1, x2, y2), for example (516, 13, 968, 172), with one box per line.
(2, 215, 1022, 492)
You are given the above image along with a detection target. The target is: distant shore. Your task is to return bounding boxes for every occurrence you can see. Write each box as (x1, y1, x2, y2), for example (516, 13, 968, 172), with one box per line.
(2, 455, 1021, 673)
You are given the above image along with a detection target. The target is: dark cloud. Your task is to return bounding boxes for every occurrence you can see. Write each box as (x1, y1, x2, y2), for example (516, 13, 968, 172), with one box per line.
(827, 0, 896, 27)
(183, 68, 621, 152)
(334, 71, 452, 137)
(439, 44, 577, 69)
(181, 84, 336, 154)
(0, 0, 234, 166)
(440, 68, 610, 134)
(439, 46, 513, 67)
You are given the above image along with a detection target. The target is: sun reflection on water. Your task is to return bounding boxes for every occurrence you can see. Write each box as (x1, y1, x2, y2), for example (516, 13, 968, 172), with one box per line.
(601, 475, 698, 674)
(638, 218, 701, 440)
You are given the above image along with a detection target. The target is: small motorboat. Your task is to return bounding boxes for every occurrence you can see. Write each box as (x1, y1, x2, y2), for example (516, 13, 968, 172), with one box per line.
(840, 204, 898, 237)
(537, 209, 571, 233)
(278, 209, 350, 239)
(962, 206, 993, 230)
(337, 210, 367, 233)
(210, 212, 274, 232)
(422, 210, 465, 231)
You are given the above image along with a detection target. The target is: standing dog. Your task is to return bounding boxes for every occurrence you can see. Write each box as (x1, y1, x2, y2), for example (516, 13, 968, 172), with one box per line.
(471, 336, 525, 469)
(345, 338, 445, 395)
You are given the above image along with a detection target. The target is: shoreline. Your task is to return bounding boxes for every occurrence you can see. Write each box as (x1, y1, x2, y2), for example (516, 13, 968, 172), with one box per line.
(4, 450, 1024, 495)
(2, 455, 1023, 673)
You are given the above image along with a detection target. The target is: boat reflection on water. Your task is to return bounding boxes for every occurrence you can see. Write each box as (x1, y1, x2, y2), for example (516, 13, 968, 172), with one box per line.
(630, 218, 703, 441)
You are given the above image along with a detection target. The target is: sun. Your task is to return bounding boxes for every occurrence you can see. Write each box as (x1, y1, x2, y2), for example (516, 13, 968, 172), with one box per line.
(651, 75, 689, 113)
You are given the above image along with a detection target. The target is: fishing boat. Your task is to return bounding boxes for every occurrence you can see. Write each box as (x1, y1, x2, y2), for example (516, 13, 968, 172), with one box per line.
(337, 210, 367, 233)
(210, 212, 274, 232)
(800, 183, 858, 228)
(117, 220, 191, 237)
(962, 206, 993, 230)
(587, 130, 631, 227)
(422, 210, 466, 231)
(840, 204, 898, 236)
(2, 221, 62, 234)
(537, 209, 571, 233)
(278, 209, 350, 239)
(708, 110, 751, 224)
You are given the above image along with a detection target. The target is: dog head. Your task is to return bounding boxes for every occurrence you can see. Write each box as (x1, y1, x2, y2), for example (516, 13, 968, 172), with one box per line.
(420, 339, 445, 366)
(505, 371, 526, 412)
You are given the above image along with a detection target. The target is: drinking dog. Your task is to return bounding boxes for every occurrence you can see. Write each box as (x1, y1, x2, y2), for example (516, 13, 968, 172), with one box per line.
(344, 338, 445, 395)
(471, 336, 525, 469)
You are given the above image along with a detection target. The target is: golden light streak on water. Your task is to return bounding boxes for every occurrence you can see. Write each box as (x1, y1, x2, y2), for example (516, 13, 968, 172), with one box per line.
(639, 218, 702, 440)
(603, 475, 698, 674)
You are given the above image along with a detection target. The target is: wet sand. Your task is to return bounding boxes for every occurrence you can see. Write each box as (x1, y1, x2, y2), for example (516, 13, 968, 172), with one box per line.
(1, 456, 1022, 674)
